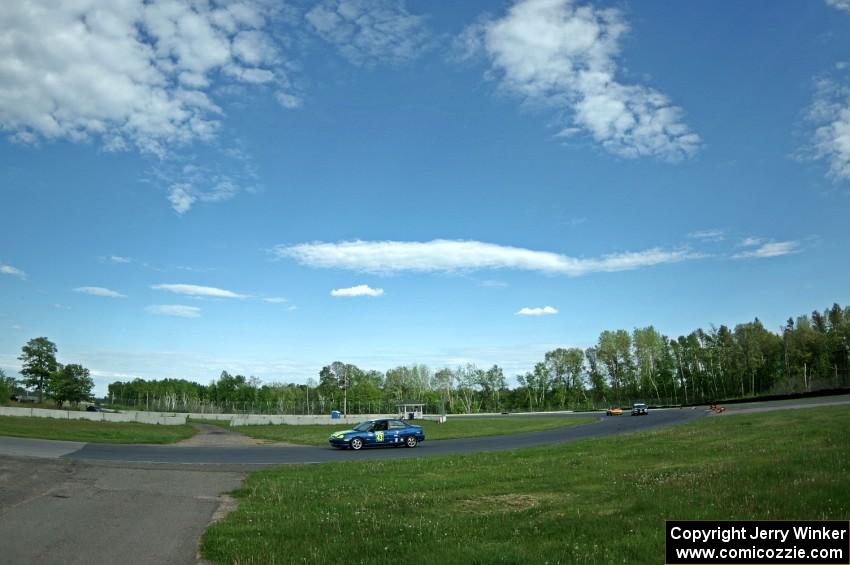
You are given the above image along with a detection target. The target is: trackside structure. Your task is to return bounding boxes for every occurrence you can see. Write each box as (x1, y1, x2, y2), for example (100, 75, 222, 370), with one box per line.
(396, 401, 425, 420)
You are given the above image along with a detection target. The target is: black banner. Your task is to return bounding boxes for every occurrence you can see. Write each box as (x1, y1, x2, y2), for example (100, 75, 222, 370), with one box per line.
(666, 520, 850, 564)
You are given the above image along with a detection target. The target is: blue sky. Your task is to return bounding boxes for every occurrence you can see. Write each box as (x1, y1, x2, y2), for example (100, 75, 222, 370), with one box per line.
(1, 0, 849, 396)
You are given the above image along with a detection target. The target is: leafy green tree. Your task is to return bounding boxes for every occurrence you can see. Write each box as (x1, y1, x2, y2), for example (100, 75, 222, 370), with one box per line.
(584, 347, 607, 403)
(478, 365, 507, 411)
(0, 368, 15, 403)
(431, 368, 454, 412)
(454, 364, 483, 413)
(18, 337, 58, 403)
(633, 327, 666, 402)
(596, 330, 633, 403)
(48, 364, 94, 406)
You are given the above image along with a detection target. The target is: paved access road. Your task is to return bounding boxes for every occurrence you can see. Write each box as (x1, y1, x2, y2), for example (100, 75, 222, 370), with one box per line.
(56, 408, 704, 465)
(0, 456, 244, 565)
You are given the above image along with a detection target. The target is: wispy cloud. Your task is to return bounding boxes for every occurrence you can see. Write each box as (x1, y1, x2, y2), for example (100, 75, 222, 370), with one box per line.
(305, 0, 431, 66)
(145, 305, 201, 318)
(740, 237, 763, 247)
(804, 76, 850, 181)
(330, 284, 384, 297)
(275, 239, 698, 277)
(74, 286, 126, 298)
(732, 240, 801, 259)
(688, 229, 725, 242)
(0, 264, 27, 279)
(457, 0, 700, 160)
(151, 284, 248, 299)
(109, 256, 131, 264)
(516, 306, 558, 316)
(826, 0, 850, 13)
(479, 279, 509, 288)
(151, 150, 262, 215)
(263, 297, 290, 304)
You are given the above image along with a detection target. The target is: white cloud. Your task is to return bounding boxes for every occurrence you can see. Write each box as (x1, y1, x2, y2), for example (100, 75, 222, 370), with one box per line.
(275, 91, 302, 109)
(740, 237, 763, 247)
(330, 284, 385, 297)
(688, 229, 725, 242)
(459, 0, 700, 160)
(305, 0, 431, 66)
(146, 304, 201, 318)
(516, 306, 558, 316)
(11, 324, 23, 330)
(74, 286, 126, 298)
(275, 239, 697, 277)
(732, 241, 801, 259)
(0, 264, 26, 279)
(805, 77, 850, 181)
(151, 283, 247, 299)
(167, 185, 197, 215)
(263, 297, 289, 303)
(110, 256, 131, 264)
(826, 0, 850, 13)
(0, 0, 296, 157)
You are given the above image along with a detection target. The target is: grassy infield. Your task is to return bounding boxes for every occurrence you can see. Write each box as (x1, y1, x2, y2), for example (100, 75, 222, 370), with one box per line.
(0, 415, 197, 444)
(201, 406, 850, 564)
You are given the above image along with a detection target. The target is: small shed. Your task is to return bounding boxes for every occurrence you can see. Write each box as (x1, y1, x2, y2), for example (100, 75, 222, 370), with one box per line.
(397, 401, 425, 420)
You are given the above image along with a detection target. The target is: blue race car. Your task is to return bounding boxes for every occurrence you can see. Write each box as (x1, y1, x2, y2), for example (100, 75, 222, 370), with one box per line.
(328, 418, 425, 450)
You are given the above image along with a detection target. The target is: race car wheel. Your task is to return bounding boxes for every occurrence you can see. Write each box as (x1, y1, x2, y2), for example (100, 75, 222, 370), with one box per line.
(350, 437, 363, 450)
(405, 436, 418, 448)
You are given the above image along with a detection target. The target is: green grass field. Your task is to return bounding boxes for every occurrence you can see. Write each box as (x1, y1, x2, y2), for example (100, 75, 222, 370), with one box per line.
(201, 406, 850, 564)
(0, 416, 197, 444)
(235, 416, 597, 446)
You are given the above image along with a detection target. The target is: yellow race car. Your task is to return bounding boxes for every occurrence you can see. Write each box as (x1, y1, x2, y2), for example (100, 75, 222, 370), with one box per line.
(606, 407, 623, 416)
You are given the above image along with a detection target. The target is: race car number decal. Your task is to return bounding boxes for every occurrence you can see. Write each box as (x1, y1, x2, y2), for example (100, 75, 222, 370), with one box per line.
(375, 431, 384, 442)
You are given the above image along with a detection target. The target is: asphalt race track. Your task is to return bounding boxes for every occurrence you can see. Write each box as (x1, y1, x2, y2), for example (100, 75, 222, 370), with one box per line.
(1, 408, 705, 465)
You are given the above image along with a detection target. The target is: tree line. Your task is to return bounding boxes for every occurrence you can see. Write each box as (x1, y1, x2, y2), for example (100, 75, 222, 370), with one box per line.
(99, 302, 850, 414)
(5, 302, 849, 414)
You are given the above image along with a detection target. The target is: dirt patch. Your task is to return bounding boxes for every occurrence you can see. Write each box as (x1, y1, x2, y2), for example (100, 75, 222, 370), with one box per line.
(457, 493, 541, 514)
(175, 424, 291, 447)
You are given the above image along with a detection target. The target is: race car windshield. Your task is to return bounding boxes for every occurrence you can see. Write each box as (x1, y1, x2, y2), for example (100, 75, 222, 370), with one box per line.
(352, 422, 374, 432)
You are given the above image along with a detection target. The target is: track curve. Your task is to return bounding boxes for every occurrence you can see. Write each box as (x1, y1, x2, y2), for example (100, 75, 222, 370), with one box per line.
(64, 408, 705, 465)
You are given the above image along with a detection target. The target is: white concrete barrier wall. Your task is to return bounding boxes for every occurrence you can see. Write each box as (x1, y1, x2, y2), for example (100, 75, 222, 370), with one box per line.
(159, 415, 188, 425)
(0, 406, 188, 425)
(230, 413, 394, 427)
(186, 413, 234, 421)
(449, 410, 574, 417)
(69, 412, 104, 422)
(31, 408, 69, 419)
(2, 405, 408, 426)
(0, 406, 34, 417)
